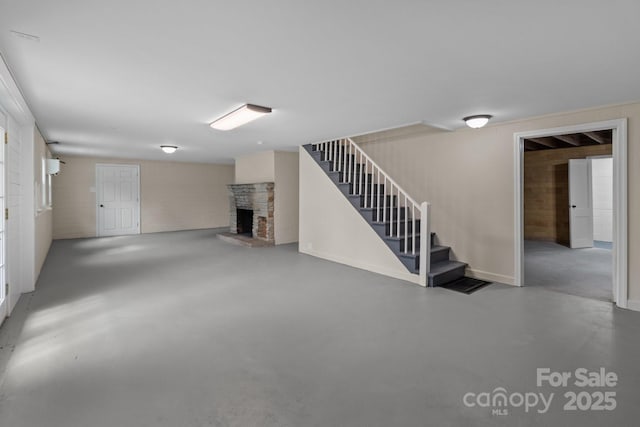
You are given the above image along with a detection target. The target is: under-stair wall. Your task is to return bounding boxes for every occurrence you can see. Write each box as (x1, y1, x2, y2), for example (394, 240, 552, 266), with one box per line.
(298, 146, 420, 284)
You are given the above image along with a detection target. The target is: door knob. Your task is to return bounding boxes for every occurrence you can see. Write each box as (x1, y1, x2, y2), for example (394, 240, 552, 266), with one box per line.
(571, 205, 576, 208)
(100, 204, 104, 207)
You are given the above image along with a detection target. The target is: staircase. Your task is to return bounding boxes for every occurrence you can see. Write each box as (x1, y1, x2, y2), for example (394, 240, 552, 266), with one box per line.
(304, 138, 467, 287)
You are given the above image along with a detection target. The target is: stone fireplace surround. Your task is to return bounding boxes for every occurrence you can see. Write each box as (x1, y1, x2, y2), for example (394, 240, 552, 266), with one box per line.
(227, 182, 274, 243)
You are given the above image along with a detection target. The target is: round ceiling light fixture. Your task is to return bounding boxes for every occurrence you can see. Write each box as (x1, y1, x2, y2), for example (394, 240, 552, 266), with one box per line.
(463, 114, 492, 129)
(160, 145, 178, 154)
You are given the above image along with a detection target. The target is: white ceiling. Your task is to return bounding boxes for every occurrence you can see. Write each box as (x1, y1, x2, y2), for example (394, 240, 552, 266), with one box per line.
(1, 0, 639, 164)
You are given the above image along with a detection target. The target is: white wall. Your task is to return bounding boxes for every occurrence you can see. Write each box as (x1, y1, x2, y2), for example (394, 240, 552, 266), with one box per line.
(274, 151, 299, 244)
(234, 151, 275, 184)
(591, 157, 613, 242)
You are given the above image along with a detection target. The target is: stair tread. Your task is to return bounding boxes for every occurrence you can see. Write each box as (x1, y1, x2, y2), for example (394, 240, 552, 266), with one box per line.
(429, 261, 467, 276)
(396, 244, 447, 256)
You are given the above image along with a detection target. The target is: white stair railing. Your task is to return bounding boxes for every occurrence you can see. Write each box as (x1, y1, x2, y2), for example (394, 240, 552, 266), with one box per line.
(312, 138, 431, 286)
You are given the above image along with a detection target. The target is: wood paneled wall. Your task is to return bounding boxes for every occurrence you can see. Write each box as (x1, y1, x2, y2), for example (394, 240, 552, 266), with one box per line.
(524, 144, 612, 243)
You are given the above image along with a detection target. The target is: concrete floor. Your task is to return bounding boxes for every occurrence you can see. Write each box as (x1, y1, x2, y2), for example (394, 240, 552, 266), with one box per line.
(1, 229, 639, 426)
(524, 240, 612, 301)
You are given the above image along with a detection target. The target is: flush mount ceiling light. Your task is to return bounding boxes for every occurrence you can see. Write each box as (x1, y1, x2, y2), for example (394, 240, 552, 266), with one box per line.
(463, 114, 492, 129)
(160, 145, 178, 154)
(210, 104, 272, 131)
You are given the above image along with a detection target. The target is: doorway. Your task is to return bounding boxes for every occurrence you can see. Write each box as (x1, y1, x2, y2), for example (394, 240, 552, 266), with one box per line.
(514, 119, 628, 308)
(96, 164, 141, 237)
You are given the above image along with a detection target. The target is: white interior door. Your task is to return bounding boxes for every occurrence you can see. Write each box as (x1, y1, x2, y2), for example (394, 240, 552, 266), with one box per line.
(97, 164, 140, 236)
(591, 157, 613, 242)
(569, 159, 594, 248)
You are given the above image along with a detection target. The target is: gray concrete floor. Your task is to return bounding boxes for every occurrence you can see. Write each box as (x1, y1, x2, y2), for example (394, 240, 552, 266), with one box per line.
(1, 229, 639, 427)
(524, 240, 612, 302)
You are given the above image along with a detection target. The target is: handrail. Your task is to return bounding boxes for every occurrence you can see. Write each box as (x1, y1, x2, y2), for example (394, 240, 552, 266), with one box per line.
(312, 138, 431, 286)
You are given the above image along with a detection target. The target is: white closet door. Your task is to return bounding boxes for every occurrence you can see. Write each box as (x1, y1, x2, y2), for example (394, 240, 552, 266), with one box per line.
(96, 164, 140, 236)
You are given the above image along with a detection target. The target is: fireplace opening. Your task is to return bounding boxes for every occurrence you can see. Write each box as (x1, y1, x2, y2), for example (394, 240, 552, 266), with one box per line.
(236, 209, 253, 235)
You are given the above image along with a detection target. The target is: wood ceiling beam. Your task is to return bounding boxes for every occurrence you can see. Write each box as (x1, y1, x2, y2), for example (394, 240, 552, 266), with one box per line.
(583, 131, 608, 144)
(524, 141, 542, 151)
(527, 137, 558, 148)
(552, 134, 581, 146)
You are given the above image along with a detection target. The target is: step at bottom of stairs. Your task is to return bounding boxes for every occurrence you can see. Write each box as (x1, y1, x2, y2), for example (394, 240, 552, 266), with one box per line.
(429, 261, 467, 287)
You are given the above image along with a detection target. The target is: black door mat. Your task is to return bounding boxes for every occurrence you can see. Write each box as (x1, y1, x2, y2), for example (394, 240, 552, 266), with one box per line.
(439, 277, 492, 294)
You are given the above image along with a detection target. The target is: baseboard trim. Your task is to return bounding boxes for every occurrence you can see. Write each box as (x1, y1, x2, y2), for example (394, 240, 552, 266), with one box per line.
(626, 299, 640, 312)
(300, 247, 420, 285)
(300, 249, 514, 288)
(465, 268, 515, 286)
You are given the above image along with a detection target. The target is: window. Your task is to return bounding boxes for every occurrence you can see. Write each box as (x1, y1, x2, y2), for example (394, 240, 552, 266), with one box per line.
(37, 155, 52, 212)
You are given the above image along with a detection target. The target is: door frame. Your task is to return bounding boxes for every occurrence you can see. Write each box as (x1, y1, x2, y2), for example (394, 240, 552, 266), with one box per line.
(95, 163, 141, 237)
(513, 118, 628, 309)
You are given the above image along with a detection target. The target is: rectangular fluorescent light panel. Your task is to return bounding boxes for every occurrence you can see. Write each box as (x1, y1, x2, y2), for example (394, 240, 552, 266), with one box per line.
(210, 104, 272, 130)
(10, 30, 40, 42)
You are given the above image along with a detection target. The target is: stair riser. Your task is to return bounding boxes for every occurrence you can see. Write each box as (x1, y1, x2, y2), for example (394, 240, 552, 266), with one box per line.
(390, 236, 421, 254)
(431, 247, 450, 264)
(385, 239, 448, 261)
(397, 251, 459, 275)
(379, 222, 435, 244)
(352, 181, 383, 196)
(364, 194, 397, 207)
(396, 247, 449, 273)
(430, 265, 466, 287)
(348, 194, 398, 209)
(358, 199, 405, 213)
(362, 208, 409, 222)
(385, 221, 420, 235)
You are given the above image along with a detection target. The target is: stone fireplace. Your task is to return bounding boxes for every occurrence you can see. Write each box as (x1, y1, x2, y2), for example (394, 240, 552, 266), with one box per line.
(227, 182, 274, 243)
